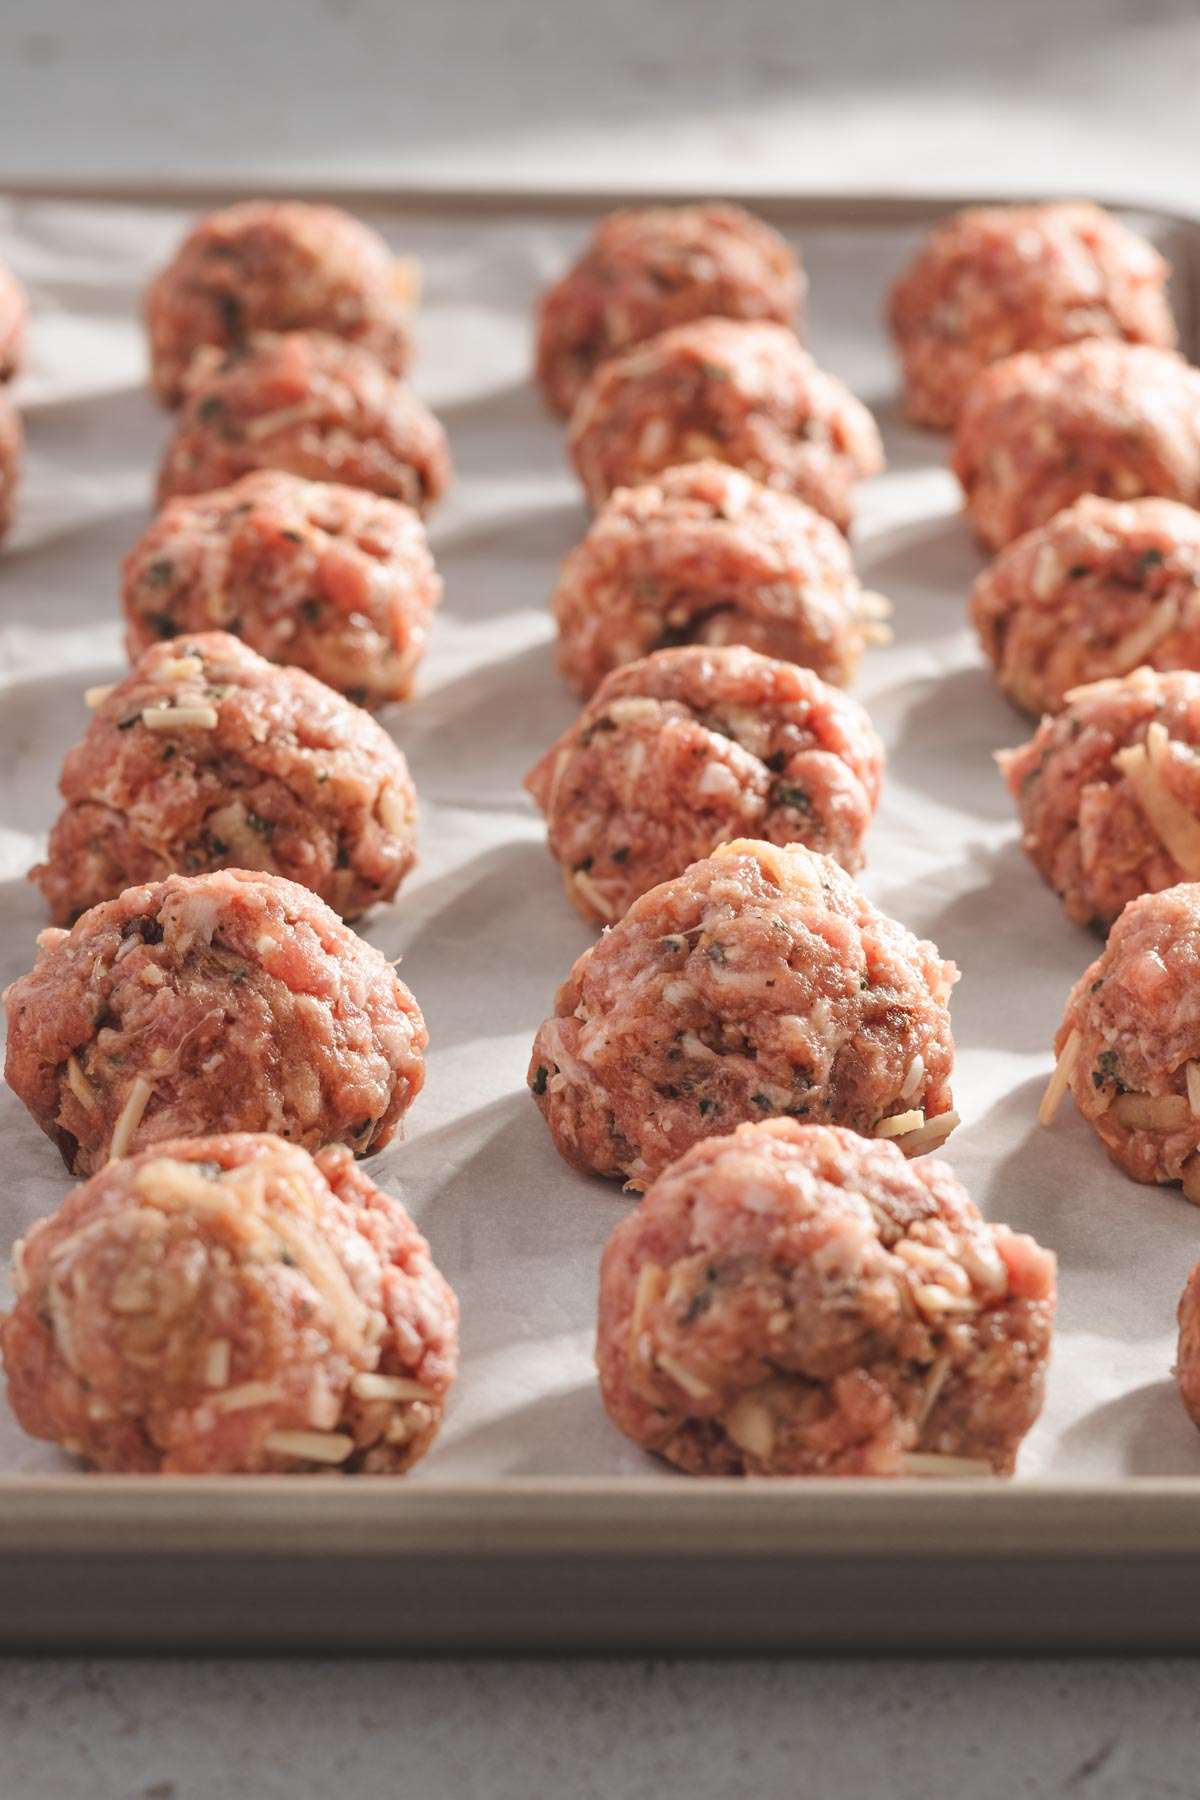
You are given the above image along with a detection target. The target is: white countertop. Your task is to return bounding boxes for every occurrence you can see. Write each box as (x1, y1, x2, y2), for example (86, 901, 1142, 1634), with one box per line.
(2, 0, 1199, 1793)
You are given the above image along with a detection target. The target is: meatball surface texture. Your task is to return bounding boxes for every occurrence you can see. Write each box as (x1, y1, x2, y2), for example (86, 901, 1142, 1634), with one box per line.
(5, 868, 427, 1175)
(536, 202, 804, 417)
(597, 1119, 1056, 1476)
(526, 645, 884, 924)
(2, 1133, 457, 1473)
(889, 201, 1175, 429)
(529, 839, 958, 1189)
(568, 319, 883, 530)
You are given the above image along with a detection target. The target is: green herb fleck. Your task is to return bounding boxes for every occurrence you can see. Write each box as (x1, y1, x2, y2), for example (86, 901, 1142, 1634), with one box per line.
(531, 1064, 549, 1096)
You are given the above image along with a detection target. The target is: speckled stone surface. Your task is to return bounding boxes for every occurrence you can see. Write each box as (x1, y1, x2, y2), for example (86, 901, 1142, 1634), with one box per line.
(3, 1, 1200, 1791)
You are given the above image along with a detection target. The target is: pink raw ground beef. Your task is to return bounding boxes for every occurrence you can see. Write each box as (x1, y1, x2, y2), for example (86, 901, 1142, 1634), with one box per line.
(972, 496, 1200, 716)
(567, 319, 883, 530)
(597, 1119, 1055, 1476)
(1175, 1261, 1200, 1432)
(999, 666, 1200, 930)
(526, 644, 884, 924)
(0, 261, 26, 383)
(4, 867, 427, 1176)
(32, 631, 418, 925)
(1, 1133, 457, 1474)
(0, 387, 18, 543)
(536, 202, 804, 417)
(146, 200, 416, 405)
(552, 460, 888, 698)
(1044, 882, 1200, 1194)
(889, 202, 1175, 430)
(123, 471, 441, 707)
(156, 331, 452, 513)
(952, 340, 1200, 552)
(529, 838, 958, 1190)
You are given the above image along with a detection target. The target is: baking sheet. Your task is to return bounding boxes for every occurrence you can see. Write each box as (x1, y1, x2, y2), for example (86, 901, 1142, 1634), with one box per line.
(2, 191, 1200, 1495)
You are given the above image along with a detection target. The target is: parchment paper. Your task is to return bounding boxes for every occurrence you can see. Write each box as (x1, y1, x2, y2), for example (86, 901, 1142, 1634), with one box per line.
(1, 192, 1198, 1483)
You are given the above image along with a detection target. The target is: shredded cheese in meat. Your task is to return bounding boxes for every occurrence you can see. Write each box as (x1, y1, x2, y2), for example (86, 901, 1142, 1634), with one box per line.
(65, 1054, 99, 1113)
(1113, 728, 1200, 879)
(893, 1109, 961, 1155)
(107, 1076, 154, 1162)
(1187, 1063, 1200, 1119)
(140, 704, 220, 731)
(1112, 1091, 1192, 1130)
(1038, 1029, 1080, 1127)
(210, 1380, 283, 1414)
(901, 1452, 994, 1479)
(262, 1429, 354, 1464)
(350, 1372, 433, 1402)
(875, 1109, 925, 1140)
(723, 1393, 775, 1460)
(655, 1351, 714, 1400)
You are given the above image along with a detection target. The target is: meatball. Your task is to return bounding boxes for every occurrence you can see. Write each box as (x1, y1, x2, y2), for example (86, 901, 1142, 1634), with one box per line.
(952, 340, 1200, 553)
(1, 1133, 457, 1474)
(4, 868, 426, 1176)
(156, 331, 452, 513)
(529, 838, 958, 1190)
(146, 200, 416, 405)
(1175, 1261, 1200, 1432)
(972, 496, 1200, 716)
(551, 460, 889, 698)
(597, 1120, 1055, 1477)
(526, 646, 884, 925)
(889, 202, 1176, 430)
(122, 472, 441, 707)
(999, 668, 1200, 931)
(0, 260, 26, 382)
(0, 387, 19, 544)
(536, 202, 805, 418)
(31, 632, 417, 926)
(1041, 882, 1200, 1195)
(567, 319, 884, 530)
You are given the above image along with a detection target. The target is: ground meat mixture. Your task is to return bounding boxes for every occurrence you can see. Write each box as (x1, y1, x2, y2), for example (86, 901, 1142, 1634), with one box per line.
(4, 868, 427, 1176)
(1000, 668, 1200, 931)
(146, 200, 416, 405)
(1042, 882, 1200, 1194)
(952, 340, 1200, 553)
(597, 1119, 1055, 1477)
(0, 261, 26, 382)
(1, 1133, 457, 1474)
(972, 496, 1200, 716)
(526, 645, 884, 925)
(551, 460, 889, 698)
(1175, 1261, 1200, 1432)
(889, 202, 1176, 431)
(32, 632, 418, 926)
(122, 471, 441, 707)
(567, 319, 884, 530)
(536, 202, 805, 418)
(156, 331, 452, 513)
(0, 388, 19, 544)
(528, 838, 958, 1190)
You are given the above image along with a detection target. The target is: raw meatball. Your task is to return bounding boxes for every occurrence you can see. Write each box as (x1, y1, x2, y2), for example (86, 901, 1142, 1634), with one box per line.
(536, 202, 805, 417)
(1175, 1261, 1200, 1431)
(0, 387, 19, 544)
(1042, 882, 1200, 1195)
(1, 1133, 457, 1474)
(552, 460, 888, 697)
(526, 645, 884, 924)
(568, 319, 884, 529)
(1000, 668, 1200, 931)
(32, 632, 418, 925)
(146, 200, 416, 405)
(0, 261, 26, 382)
(529, 838, 958, 1190)
(122, 471, 441, 707)
(597, 1120, 1055, 1476)
(952, 340, 1200, 552)
(889, 202, 1175, 430)
(156, 331, 452, 513)
(972, 496, 1200, 715)
(4, 868, 427, 1176)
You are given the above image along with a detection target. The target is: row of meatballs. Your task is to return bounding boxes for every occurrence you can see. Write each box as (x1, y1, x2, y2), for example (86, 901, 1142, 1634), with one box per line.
(2, 191, 1199, 1482)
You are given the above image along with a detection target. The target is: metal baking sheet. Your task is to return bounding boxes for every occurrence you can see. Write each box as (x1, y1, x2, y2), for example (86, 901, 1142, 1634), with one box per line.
(2, 185, 1200, 1653)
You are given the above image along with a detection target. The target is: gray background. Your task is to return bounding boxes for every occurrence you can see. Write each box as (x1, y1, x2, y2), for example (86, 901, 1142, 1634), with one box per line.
(3, 1, 1200, 1795)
